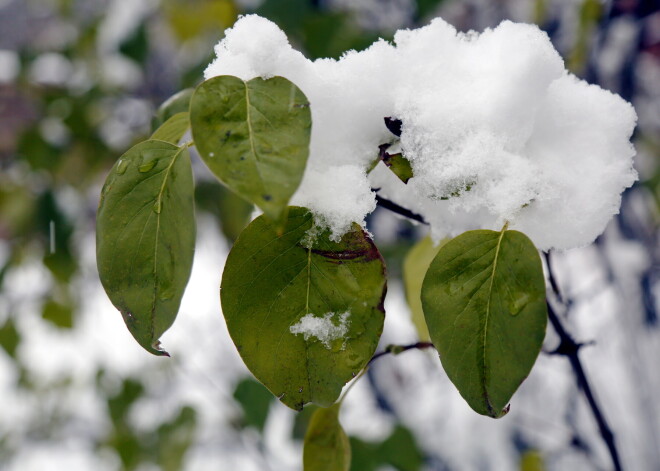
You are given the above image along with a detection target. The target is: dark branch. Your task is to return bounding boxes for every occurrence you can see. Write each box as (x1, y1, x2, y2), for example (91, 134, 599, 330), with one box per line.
(368, 342, 435, 365)
(374, 193, 429, 225)
(545, 253, 623, 471)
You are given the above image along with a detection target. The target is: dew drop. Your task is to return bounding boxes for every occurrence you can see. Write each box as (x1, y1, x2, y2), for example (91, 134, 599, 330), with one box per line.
(138, 160, 157, 173)
(116, 159, 128, 174)
(509, 292, 531, 316)
(209, 152, 215, 157)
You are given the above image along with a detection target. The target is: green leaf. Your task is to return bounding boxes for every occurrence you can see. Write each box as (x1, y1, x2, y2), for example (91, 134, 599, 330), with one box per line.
(381, 153, 413, 184)
(221, 207, 386, 410)
(0, 319, 20, 359)
(194, 180, 253, 242)
(303, 403, 351, 471)
(190, 75, 311, 223)
(42, 298, 74, 329)
(403, 235, 445, 341)
(421, 228, 547, 417)
(151, 112, 189, 144)
(96, 140, 196, 356)
(152, 88, 194, 132)
(233, 377, 274, 432)
(379, 426, 423, 471)
(157, 406, 197, 471)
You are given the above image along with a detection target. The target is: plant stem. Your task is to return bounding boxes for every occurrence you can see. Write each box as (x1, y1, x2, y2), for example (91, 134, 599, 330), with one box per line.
(544, 252, 623, 471)
(368, 342, 435, 365)
(373, 192, 429, 225)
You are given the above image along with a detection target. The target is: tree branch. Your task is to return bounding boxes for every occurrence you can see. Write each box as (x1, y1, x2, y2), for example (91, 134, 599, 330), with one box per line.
(544, 253, 623, 471)
(368, 342, 435, 365)
(373, 192, 429, 225)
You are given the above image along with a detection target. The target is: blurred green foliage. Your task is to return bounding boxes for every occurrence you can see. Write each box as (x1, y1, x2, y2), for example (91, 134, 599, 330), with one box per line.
(1, 0, 658, 469)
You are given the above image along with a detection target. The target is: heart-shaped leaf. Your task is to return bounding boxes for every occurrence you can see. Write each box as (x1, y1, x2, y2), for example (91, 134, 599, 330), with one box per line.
(190, 75, 311, 223)
(221, 207, 386, 410)
(97, 140, 195, 356)
(421, 228, 547, 417)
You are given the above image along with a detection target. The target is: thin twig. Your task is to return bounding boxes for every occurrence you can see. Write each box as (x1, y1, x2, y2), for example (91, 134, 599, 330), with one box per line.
(545, 253, 623, 471)
(368, 342, 435, 365)
(374, 193, 429, 225)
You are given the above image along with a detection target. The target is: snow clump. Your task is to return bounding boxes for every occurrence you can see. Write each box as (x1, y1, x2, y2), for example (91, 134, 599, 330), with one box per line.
(290, 311, 351, 349)
(205, 14, 637, 250)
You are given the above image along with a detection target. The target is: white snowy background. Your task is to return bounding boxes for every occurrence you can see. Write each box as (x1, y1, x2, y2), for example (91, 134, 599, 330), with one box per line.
(1, 0, 659, 470)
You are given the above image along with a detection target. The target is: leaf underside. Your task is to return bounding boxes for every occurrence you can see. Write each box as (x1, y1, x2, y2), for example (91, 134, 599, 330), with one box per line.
(190, 75, 312, 223)
(421, 229, 547, 417)
(96, 139, 196, 356)
(151, 112, 190, 144)
(221, 206, 386, 410)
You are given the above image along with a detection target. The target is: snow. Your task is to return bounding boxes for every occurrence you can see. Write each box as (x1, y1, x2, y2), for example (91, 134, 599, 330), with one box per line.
(289, 311, 351, 349)
(204, 14, 637, 250)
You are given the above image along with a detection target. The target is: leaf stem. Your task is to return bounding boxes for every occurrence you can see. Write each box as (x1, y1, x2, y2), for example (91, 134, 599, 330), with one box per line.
(544, 252, 623, 471)
(339, 342, 435, 404)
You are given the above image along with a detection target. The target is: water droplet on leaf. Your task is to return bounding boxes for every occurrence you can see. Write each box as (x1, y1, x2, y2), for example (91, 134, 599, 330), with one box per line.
(509, 292, 531, 316)
(138, 160, 157, 173)
(116, 159, 128, 174)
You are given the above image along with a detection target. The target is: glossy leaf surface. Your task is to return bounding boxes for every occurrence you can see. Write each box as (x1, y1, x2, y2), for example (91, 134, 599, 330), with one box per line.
(421, 229, 547, 417)
(221, 207, 386, 410)
(97, 140, 195, 356)
(190, 75, 311, 223)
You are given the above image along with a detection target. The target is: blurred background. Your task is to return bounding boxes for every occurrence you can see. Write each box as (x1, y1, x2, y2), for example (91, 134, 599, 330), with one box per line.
(0, 0, 659, 469)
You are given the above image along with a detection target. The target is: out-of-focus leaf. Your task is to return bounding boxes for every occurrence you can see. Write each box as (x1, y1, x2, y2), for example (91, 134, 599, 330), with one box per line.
(0, 319, 20, 358)
(107, 378, 145, 426)
(190, 75, 311, 224)
(151, 112, 190, 144)
(303, 403, 351, 471)
(349, 437, 380, 471)
(293, 404, 319, 440)
(421, 229, 547, 417)
(403, 235, 444, 341)
(568, 0, 602, 73)
(37, 190, 77, 282)
(157, 406, 197, 471)
(301, 12, 382, 60)
(0, 183, 36, 239)
(194, 180, 253, 242)
(152, 89, 194, 133)
(221, 207, 386, 410)
(17, 127, 61, 171)
(233, 377, 274, 432)
(165, 0, 237, 41)
(119, 23, 149, 64)
(256, 0, 312, 37)
(415, 0, 446, 20)
(42, 298, 74, 329)
(379, 426, 423, 471)
(520, 450, 545, 471)
(96, 140, 196, 356)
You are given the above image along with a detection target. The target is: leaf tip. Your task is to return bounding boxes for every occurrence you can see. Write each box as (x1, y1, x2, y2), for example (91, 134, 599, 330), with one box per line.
(150, 340, 170, 357)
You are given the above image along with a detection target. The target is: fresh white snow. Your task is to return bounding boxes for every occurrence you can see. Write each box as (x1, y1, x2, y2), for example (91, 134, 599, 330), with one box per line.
(289, 311, 351, 349)
(205, 14, 637, 250)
